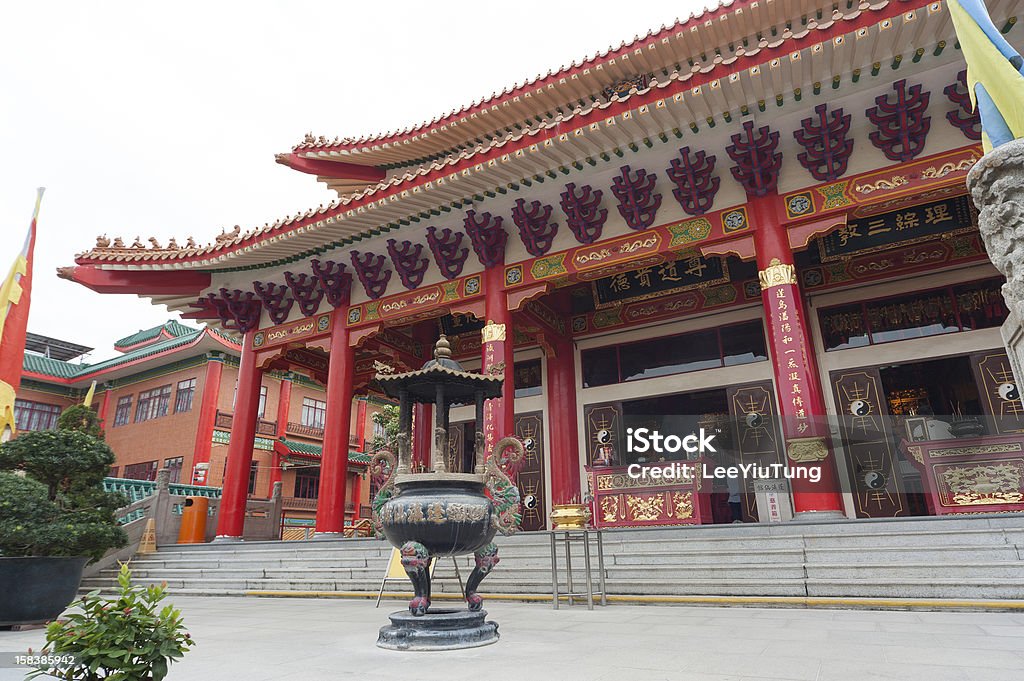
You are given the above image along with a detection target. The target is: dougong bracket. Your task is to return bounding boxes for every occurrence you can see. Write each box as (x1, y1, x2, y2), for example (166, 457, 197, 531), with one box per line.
(387, 239, 430, 289)
(559, 183, 607, 244)
(350, 250, 393, 300)
(283, 270, 325, 316)
(610, 165, 662, 230)
(511, 199, 559, 256)
(425, 226, 470, 279)
(252, 281, 294, 324)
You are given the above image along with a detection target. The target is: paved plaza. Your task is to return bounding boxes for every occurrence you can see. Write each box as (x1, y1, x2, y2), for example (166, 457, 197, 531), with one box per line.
(2, 597, 1023, 681)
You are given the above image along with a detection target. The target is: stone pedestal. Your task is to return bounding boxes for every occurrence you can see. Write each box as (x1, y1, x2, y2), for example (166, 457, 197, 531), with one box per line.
(377, 609, 499, 651)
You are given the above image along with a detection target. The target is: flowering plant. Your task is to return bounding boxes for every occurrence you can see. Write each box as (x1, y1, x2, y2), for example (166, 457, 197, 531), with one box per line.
(29, 563, 194, 680)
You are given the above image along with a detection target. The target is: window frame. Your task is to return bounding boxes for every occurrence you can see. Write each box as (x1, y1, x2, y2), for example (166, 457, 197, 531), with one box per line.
(134, 385, 172, 423)
(13, 399, 62, 432)
(174, 378, 197, 413)
(301, 397, 327, 429)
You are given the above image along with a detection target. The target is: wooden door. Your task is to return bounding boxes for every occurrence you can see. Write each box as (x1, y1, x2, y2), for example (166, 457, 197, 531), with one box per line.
(514, 412, 546, 531)
(583, 402, 624, 466)
(971, 350, 1024, 434)
(830, 368, 908, 518)
(726, 382, 785, 521)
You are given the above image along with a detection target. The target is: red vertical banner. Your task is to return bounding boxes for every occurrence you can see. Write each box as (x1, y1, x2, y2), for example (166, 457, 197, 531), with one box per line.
(481, 266, 514, 455)
(270, 374, 292, 492)
(754, 198, 844, 516)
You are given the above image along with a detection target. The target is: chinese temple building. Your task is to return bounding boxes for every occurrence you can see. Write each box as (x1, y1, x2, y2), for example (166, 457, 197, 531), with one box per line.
(62, 0, 1024, 538)
(16, 322, 384, 532)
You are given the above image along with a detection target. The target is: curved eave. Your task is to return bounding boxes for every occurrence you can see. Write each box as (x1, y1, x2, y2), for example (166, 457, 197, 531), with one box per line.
(71, 0, 950, 272)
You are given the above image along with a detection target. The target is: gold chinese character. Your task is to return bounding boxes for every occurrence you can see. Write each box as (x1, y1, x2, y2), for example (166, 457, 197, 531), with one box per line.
(684, 257, 707, 277)
(776, 289, 786, 299)
(792, 396, 804, 408)
(896, 212, 919, 231)
(788, 371, 799, 381)
(867, 219, 889, 236)
(796, 408, 806, 419)
(658, 261, 681, 282)
(634, 267, 653, 288)
(838, 225, 860, 246)
(778, 311, 789, 322)
(610, 273, 630, 292)
(924, 204, 952, 225)
(782, 335, 793, 344)
(427, 502, 446, 524)
(777, 300, 788, 311)
(797, 422, 809, 434)
(781, 322, 792, 333)
(792, 384, 802, 395)
(787, 358, 798, 369)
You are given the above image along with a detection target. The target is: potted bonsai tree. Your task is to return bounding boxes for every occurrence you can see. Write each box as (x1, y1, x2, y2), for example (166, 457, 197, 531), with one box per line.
(0, 404, 127, 626)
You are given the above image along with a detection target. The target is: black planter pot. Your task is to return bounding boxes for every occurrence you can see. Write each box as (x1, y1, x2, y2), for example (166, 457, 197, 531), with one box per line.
(0, 556, 89, 626)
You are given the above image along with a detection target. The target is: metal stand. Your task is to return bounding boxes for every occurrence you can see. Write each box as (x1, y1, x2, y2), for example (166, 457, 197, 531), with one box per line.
(549, 529, 606, 610)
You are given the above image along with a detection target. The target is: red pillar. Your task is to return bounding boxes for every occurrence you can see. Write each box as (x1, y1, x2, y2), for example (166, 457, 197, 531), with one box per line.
(215, 336, 261, 539)
(316, 307, 355, 534)
(751, 197, 844, 517)
(546, 294, 582, 504)
(482, 264, 514, 454)
(355, 399, 368, 451)
(192, 354, 224, 486)
(351, 471, 363, 521)
(270, 373, 293, 493)
(412, 326, 434, 470)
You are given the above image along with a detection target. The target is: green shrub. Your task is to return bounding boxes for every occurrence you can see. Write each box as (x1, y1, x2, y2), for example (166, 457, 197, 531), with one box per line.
(56, 404, 104, 439)
(0, 418, 126, 560)
(30, 563, 195, 681)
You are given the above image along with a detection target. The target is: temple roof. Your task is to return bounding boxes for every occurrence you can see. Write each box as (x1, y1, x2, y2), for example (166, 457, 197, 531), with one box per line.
(114, 320, 199, 352)
(283, 0, 854, 178)
(275, 437, 371, 465)
(71, 0, 943, 278)
(22, 323, 240, 386)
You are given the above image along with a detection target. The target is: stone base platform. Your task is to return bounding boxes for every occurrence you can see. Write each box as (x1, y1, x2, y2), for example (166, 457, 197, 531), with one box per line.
(377, 608, 498, 651)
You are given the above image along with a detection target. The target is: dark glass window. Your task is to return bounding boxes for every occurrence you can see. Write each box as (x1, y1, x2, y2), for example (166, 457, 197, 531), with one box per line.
(113, 396, 132, 427)
(819, 279, 1007, 351)
(134, 385, 172, 423)
(621, 330, 719, 381)
(164, 456, 184, 484)
(581, 321, 768, 387)
(258, 386, 268, 419)
(722, 321, 769, 366)
(954, 280, 1010, 330)
(247, 461, 259, 495)
(294, 467, 320, 499)
(13, 399, 61, 431)
(820, 304, 871, 351)
(123, 460, 158, 481)
(174, 379, 196, 413)
(301, 398, 327, 429)
(514, 359, 543, 398)
(581, 347, 619, 388)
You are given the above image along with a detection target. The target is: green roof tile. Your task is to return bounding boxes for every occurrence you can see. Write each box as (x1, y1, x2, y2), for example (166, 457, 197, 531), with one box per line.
(278, 438, 370, 464)
(114, 320, 198, 349)
(22, 353, 89, 378)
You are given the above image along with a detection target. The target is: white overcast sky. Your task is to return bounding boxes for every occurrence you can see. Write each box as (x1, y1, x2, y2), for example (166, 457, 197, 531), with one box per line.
(0, 1, 710, 361)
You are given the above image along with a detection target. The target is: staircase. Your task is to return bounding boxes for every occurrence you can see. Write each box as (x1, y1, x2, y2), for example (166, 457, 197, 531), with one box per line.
(81, 515, 1024, 602)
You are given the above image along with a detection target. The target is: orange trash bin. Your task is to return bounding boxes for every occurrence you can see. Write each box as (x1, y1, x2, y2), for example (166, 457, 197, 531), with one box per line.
(177, 496, 209, 544)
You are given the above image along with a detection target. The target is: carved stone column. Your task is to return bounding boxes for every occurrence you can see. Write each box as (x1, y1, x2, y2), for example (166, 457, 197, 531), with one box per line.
(969, 139, 1024, 399)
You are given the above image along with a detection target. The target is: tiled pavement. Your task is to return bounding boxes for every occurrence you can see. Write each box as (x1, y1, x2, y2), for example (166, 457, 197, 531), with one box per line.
(2, 597, 1023, 680)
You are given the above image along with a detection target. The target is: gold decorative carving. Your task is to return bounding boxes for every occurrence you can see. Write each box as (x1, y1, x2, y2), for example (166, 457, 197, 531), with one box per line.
(905, 445, 924, 465)
(941, 463, 1024, 505)
(626, 494, 665, 521)
(787, 436, 830, 463)
(486, 361, 506, 376)
(600, 496, 619, 523)
(921, 156, 979, 179)
(758, 258, 796, 290)
(854, 176, 908, 195)
(930, 443, 1022, 458)
(481, 321, 506, 343)
(670, 492, 693, 519)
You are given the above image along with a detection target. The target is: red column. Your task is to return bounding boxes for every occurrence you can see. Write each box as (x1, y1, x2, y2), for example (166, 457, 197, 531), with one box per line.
(412, 326, 434, 470)
(316, 307, 355, 534)
(481, 264, 514, 454)
(270, 373, 292, 493)
(546, 294, 582, 504)
(355, 399, 368, 451)
(351, 471, 363, 521)
(215, 336, 262, 539)
(751, 197, 844, 517)
(192, 354, 224, 486)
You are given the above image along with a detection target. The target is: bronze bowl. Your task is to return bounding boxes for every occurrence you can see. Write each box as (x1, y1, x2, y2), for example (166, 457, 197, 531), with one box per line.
(379, 477, 497, 556)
